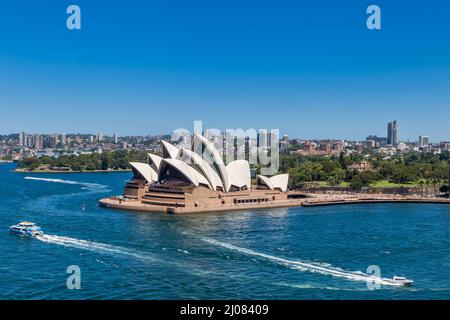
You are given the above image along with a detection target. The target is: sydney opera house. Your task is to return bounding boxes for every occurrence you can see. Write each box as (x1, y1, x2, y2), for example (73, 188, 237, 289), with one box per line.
(99, 133, 302, 213)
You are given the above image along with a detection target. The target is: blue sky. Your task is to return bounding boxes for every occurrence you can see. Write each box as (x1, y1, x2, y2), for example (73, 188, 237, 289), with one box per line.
(0, 1, 449, 141)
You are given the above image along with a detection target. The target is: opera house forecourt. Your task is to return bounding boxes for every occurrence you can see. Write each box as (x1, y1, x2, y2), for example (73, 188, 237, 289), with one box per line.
(99, 133, 302, 213)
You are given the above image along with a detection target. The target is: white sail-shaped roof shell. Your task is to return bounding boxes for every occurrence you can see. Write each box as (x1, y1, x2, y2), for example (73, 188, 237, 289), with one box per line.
(192, 133, 230, 191)
(257, 174, 289, 192)
(161, 140, 179, 159)
(129, 162, 158, 183)
(147, 153, 163, 172)
(269, 174, 289, 192)
(226, 160, 251, 190)
(159, 158, 211, 188)
(177, 148, 223, 191)
(129, 134, 289, 193)
(257, 175, 274, 190)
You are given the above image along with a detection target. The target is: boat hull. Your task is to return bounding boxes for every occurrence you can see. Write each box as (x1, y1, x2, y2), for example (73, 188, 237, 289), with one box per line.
(9, 228, 43, 237)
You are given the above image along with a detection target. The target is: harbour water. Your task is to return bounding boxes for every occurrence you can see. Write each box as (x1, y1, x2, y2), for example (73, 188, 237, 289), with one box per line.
(1, 163, 450, 299)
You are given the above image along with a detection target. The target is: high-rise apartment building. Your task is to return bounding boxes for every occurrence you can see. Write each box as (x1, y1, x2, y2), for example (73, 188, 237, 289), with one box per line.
(19, 131, 27, 147)
(257, 130, 278, 148)
(257, 130, 269, 148)
(387, 120, 398, 146)
(32, 134, 43, 149)
(419, 135, 429, 146)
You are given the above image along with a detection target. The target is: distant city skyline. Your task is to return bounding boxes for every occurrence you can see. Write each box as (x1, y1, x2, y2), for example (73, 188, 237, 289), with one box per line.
(1, 1, 449, 140)
(3, 119, 447, 144)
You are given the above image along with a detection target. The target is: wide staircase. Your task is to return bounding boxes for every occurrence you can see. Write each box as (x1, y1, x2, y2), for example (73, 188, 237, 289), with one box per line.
(142, 191, 186, 207)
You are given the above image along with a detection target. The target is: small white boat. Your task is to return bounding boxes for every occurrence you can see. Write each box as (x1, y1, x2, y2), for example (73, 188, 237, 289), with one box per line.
(391, 276, 414, 286)
(9, 221, 43, 237)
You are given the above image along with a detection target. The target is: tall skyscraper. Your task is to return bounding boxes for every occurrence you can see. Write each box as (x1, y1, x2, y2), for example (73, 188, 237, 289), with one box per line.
(268, 132, 278, 148)
(61, 133, 66, 146)
(419, 135, 429, 146)
(19, 131, 26, 147)
(26, 135, 33, 147)
(280, 134, 289, 153)
(32, 134, 43, 149)
(257, 130, 269, 148)
(113, 133, 118, 144)
(50, 134, 59, 148)
(387, 120, 398, 146)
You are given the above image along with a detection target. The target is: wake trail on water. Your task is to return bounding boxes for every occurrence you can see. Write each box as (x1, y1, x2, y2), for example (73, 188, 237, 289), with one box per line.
(36, 235, 221, 278)
(24, 177, 108, 190)
(202, 238, 406, 286)
(37, 234, 157, 262)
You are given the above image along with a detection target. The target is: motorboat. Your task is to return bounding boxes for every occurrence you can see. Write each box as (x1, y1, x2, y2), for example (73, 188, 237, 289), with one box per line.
(391, 276, 414, 286)
(9, 221, 43, 237)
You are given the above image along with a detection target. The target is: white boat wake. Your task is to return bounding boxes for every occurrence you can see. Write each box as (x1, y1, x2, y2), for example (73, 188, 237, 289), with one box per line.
(37, 234, 157, 262)
(24, 177, 108, 190)
(36, 234, 220, 279)
(202, 238, 408, 287)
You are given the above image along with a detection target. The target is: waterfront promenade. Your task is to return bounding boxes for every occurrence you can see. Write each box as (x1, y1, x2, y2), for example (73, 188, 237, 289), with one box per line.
(299, 193, 450, 207)
(100, 191, 450, 213)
